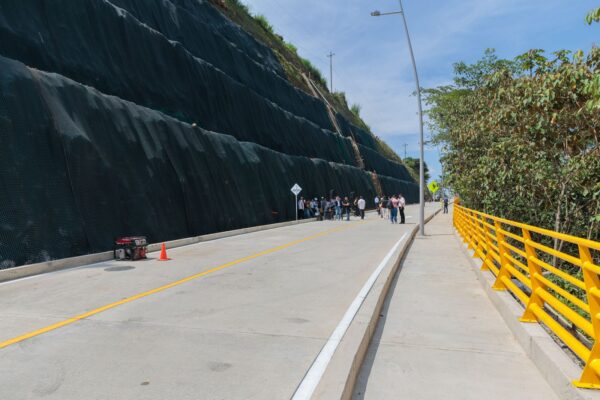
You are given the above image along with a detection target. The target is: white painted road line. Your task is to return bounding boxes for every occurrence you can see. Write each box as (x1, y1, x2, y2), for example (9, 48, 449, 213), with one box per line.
(291, 232, 409, 400)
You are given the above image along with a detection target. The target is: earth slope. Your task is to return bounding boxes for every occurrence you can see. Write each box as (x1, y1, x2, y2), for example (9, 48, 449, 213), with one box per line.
(0, 0, 417, 267)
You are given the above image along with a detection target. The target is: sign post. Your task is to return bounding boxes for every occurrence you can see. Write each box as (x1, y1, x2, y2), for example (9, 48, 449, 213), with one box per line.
(291, 183, 302, 221)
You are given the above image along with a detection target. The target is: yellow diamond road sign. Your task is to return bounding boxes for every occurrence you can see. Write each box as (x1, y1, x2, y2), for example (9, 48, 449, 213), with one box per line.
(428, 181, 440, 193)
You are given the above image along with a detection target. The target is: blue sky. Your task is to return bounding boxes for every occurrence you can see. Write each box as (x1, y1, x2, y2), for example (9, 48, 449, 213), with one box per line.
(243, 0, 599, 182)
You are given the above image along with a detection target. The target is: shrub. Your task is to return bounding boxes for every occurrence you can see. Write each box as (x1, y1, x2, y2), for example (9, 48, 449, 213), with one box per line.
(253, 14, 274, 34)
(228, 0, 250, 14)
(285, 42, 298, 56)
(332, 91, 348, 107)
(301, 58, 327, 88)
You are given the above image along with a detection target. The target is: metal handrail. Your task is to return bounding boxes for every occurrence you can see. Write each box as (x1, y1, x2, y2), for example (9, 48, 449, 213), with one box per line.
(454, 204, 600, 389)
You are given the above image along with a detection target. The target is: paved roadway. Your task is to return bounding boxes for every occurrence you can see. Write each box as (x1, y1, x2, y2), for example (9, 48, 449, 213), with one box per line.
(353, 210, 559, 400)
(0, 204, 436, 400)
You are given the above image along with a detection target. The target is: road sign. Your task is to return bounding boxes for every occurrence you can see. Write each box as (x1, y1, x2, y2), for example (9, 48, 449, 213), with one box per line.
(291, 183, 302, 196)
(428, 181, 440, 194)
(291, 184, 302, 221)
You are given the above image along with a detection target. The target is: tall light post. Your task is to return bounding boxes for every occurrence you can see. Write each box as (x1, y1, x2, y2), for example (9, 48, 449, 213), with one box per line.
(327, 51, 335, 92)
(372, 1, 425, 236)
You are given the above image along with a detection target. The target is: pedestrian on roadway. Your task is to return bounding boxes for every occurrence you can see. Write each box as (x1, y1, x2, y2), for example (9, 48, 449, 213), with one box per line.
(374, 195, 380, 216)
(298, 197, 305, 220)
(443, 196, 449, 214)
(398, 194, 406, 224)
(335, 196, 342, 220)
(323, 197, 331, 221)
(342, 196, 351, 221)
(390, 195, 399, 224)
(357, 196, 366, 220)
(304, 199, 311, 218)
(326, 197, 334, 221)
(318, 197, 325, 221)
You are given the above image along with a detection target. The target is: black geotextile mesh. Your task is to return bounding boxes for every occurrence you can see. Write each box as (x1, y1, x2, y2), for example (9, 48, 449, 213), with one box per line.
(0, 56, 418, 268)
(108, 0, 330, 127)
(358, 144, 413, 180)
(335, 115, 379, 151)
(0, 0, 413, 181)
(0, 0, 339, 159)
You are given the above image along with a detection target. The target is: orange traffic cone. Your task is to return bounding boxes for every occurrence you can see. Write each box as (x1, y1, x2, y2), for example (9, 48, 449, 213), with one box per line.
(157, 243, 170, 261)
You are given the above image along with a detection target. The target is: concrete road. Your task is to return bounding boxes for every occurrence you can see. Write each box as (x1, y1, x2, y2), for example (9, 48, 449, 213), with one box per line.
(0, 204, 437, 400)
(353, 210, 559, 400)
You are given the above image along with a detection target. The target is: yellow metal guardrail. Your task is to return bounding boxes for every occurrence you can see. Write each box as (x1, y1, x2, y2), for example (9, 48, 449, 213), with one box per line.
(454, 204, 600, 389)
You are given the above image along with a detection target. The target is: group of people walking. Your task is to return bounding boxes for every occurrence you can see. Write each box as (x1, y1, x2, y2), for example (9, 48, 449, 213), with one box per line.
(297, 196, 367, 221)
(374, 195, 406, 224)
(296, 193, 407, 224)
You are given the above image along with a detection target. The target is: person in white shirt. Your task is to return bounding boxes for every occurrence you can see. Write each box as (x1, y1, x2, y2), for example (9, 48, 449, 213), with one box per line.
(357, 196, 366, 220)
(297, 197, 305, 220)
(398, 194, 406, 224)
(374, 196, 380, 216)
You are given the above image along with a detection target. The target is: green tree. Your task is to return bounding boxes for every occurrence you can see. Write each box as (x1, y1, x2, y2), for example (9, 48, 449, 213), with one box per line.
(424, 48, 600, 241)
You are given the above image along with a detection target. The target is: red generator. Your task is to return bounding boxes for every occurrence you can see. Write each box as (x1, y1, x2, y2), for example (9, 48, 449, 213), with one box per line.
(114, 236, 148, 260)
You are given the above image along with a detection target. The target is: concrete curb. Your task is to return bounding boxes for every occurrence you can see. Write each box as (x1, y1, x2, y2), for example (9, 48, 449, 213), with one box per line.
(313, 207, 443, 399)
(453, 230, 600, 400)
(0, 217, 318, 284)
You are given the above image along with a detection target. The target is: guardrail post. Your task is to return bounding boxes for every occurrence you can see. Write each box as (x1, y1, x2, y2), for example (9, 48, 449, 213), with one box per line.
(573, 244, 600, 389)
(520, 228, 544, 322)
(459, 208, 471, 245)
(479, 216, 492, 271)
(453, 206, 462, 236)
(460, 208, 470, 245)
(466, 210, 477, 251)
(492, 220, 509, 290)
(473, 213, 485, 259)
(452, 205, 456, 227)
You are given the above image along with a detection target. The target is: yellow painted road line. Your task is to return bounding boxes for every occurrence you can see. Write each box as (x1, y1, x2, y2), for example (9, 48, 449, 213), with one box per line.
(0, 223, 360, 350)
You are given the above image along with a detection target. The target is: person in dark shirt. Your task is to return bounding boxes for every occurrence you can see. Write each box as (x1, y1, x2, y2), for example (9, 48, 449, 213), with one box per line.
(342, 197, 351, 221)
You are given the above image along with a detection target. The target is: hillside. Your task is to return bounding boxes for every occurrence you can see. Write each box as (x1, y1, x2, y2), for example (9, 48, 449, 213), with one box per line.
(0, 0, 418, 267)
(210, 0, 409, 166)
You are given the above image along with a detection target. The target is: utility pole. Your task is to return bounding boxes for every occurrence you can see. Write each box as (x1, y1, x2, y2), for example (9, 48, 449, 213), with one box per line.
(403, 143, 407, 159)
(327, 51, 335, 92)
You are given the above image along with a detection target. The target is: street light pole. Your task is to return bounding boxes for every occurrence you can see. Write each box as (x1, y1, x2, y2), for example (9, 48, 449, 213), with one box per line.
(398, 0, 425, 236)
(372, 1, 425, 236)
(327, 51, 335, 92)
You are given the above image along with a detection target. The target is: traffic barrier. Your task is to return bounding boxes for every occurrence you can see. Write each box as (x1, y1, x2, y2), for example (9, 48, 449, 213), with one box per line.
(454, 205, 600, 389)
